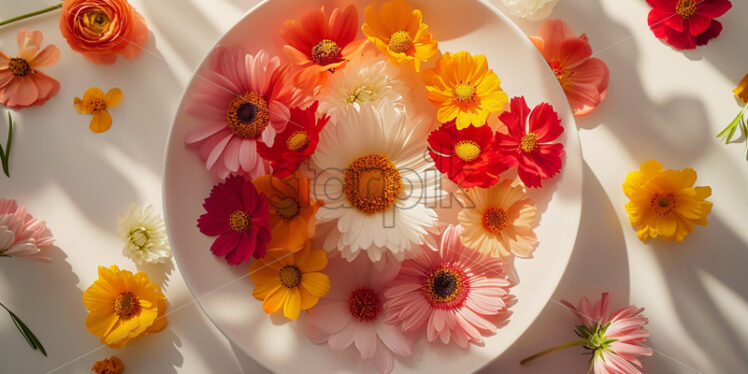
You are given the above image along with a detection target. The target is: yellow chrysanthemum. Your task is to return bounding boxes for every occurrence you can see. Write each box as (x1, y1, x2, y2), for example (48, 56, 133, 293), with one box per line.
(422, 51, 509, 129)
(249, 241, 330, 320)
(74, 87, 122, 133)
(83, 265, 167, 349)
(623, 160, 712, 242)
(362, 0, 439, 72)
(734, 73, 748, 103)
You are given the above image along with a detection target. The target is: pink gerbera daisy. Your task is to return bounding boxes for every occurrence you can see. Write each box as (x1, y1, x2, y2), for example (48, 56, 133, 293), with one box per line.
(383, 224, 514, 348)
(0, 198, 55, 262)
(306, 255, 412, 374)
(197, 175, 271, 265)
(184, 47, 311, 181)
(522, 292, 652, 374)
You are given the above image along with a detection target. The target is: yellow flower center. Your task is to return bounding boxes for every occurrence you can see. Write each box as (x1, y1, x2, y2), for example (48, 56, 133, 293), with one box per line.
(346, 85, 376, 104)
(520, 133, 538, 152)
(8, 57, 30, 77)
(676, 0, 697, 19)
(275, 197, 300, 220)
(84, 97, 107, 113)
(279, 265, 302, 288)
(113, 291, 141, 320)
(651, 193, 677, 216)
(311, 39, 340, 66)
(550, 61, 573, 89)
(229, 210, 250, 232)
(454, 84, 476, 103)
(388, 31, 413, 54)
(128, 226, 150, 249)
(422, 267, 468, 309)
(482, 207, 509, 233)
(348, 287, 381, 322)
(226, 92, 270, 139)
(454, 140, 481, 162)
(344, 154, 403, 214)
(286, 131, 309, 152)
(83, 11, 112, 35)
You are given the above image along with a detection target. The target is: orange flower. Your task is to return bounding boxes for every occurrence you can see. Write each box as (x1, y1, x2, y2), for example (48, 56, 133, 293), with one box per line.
(74, 87, 123, 133)
(60, 0, 149, 65)
(281, 5, 367, 88)
(0, 30, 60, 109)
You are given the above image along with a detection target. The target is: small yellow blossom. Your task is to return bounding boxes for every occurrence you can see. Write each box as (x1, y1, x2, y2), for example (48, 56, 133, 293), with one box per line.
(74, 87, 122, 133)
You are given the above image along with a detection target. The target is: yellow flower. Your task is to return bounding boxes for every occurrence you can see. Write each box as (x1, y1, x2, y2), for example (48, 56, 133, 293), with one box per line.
(422, 51, 509, 129)
(734, 73, 748, 103)
(92, 356, 124, 374)
(623, 160, 712, 242)
(249, 242, 330, 320)
(74, 87, 123, 133)
(362, 0, 438, 72)
(83, 265, 167, 349)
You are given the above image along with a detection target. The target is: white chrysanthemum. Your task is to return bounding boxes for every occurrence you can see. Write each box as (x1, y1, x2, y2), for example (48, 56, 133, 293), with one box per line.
(116, 204, 172, 265)
(319, 50, 411, 119)
(310, 102, 443, 263)
(501, 0, 559, 20)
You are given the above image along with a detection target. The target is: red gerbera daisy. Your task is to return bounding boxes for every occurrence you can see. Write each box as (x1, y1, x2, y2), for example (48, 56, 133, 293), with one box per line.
(257, 102, 329, 178)
(197, 175, 271, 265)
(427, 121, 510, 188)
(647, 0, 732, 50)
(494, 96, 564, 188)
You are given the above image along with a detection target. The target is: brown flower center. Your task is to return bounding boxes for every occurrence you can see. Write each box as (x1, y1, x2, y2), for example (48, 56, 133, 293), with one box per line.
(520, 133, 538, 153)
(651, 193, 677, 216)
(84, 97, 107, 113)
(286, 131, 309, 152)
(422, 266, 469, 309)
(8, 57, 30, 77)
(483, 207, 509, 233)
(311, 39, 340, 66)
(454, 84, 476, 103)
(275, 197, 300, 220)
(226, 92, 270, 139)
(454, 140, 481, 162)
(229, 210, 250, 232)
(279, 265, 302, 288)
(388, 31, 413, 53)
(344, 154, 402, 214)
(676, 0, 697, 19)
(83, 11, 112, 35)
(113, 292, 141, 319)
(348, 287, 381, 322)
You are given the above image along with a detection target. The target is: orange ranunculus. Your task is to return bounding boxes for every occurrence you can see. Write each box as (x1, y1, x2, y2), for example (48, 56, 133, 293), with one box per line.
(59, 0, 149, 65)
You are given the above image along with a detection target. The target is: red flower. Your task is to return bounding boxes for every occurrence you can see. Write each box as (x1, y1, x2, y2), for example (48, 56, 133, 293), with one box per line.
(647, 0, 732, 50)
(427, 121, 510, 188)
(494, 97, 564, 188)
(257, 102, 329, 178)
(197, 175, 271, 265)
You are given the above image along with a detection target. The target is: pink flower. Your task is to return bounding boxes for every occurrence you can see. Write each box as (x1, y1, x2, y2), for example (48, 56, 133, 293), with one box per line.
(0, 198, 55, 262)
(521, 292, 652, 373)
(0, 30, 60, 109)
(306, 255, 411, 374)
(184, 47, 311, 181)
(383, 224, 514, 348)
(530, 20, 609, 116)
(197, 175, 271, 265)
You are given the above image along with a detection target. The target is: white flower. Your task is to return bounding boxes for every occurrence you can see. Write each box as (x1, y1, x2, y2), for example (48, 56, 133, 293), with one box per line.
(117, 204, 171, 265)
(319, 50, 412, 120)
(310, 102, 443, 264)
(501, 0, 559, 20)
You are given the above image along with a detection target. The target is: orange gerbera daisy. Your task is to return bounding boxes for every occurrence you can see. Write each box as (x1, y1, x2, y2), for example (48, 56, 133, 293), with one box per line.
(252, 172, 322, 252)
(362, 0, 439, 72)
(422, 51, 509, 129)
(281, 5, 367, 88)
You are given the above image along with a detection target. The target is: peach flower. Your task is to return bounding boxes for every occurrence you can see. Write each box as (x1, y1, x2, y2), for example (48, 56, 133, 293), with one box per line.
(60, 0, 149, 65)
(0, 30, 60, 109)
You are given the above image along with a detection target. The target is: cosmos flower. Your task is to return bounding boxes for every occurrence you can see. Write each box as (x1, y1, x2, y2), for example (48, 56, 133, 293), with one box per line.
(74, 87, 123, 133)
(0, 29, 60, 109)
(647, 0, 732, 50)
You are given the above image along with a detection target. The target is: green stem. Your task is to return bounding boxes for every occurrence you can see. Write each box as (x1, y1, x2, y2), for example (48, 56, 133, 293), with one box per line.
(0, 3, 63, 27)
(520, 338, 587, 366)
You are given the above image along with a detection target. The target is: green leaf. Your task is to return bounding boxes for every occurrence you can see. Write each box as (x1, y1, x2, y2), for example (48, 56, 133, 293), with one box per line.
(0, 301, 47, 356)
(717, 111, 743, 144)
(0, 112, 12, 177)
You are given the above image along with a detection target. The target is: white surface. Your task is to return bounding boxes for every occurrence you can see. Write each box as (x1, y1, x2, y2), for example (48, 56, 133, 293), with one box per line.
(163, 0, 581, 373)
(1, 0, 746, 373)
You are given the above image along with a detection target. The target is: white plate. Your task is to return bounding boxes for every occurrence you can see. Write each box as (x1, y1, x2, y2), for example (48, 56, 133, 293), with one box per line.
(164, 0, 583, 372)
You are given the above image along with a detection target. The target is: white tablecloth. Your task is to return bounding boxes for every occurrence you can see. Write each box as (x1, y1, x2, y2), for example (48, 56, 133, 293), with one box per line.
(1, 0, 746, 373)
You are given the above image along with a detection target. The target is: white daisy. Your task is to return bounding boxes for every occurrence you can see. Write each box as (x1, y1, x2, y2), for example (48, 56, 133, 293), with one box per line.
(116, 204, 172, 265)
(319, 50, 411, 119)
(310, 102, 443, 263)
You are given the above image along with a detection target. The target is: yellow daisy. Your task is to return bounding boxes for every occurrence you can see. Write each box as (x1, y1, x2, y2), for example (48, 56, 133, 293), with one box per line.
(422, 51, 509, 129)
(362, 0, 439, 72)
(74, 87, 123, 133)
(623, 160, 712, 242)
(83, 265, 167, 349)
(249, 241, 330, 320)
